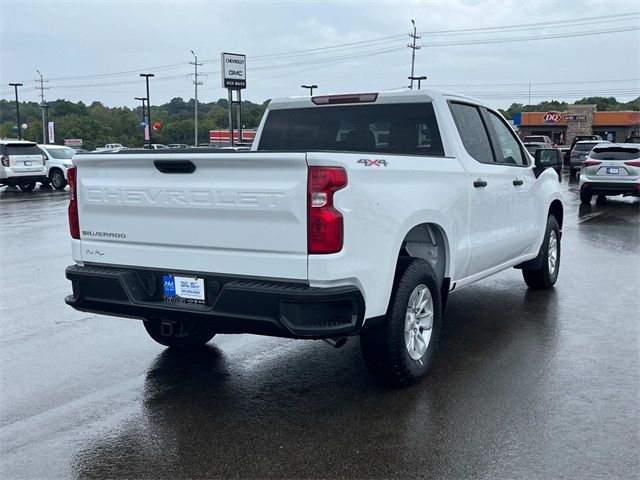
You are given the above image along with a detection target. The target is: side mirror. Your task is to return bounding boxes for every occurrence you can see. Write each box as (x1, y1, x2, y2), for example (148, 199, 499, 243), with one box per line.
(534, 148, 562, 180)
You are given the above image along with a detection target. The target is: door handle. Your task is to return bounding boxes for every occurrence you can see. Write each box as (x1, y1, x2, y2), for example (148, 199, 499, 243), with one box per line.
(513, 179, 524, 186)
(473, 179, 488, 188)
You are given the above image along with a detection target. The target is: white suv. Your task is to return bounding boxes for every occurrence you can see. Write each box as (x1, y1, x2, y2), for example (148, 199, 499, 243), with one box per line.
(0, 139, 47, 191)
(39, 144, 76, 190)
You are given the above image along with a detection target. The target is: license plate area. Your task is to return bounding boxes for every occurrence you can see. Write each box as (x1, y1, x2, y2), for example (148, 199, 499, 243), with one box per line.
(163, 274, 206, 305)
(606, 167, 619, 174)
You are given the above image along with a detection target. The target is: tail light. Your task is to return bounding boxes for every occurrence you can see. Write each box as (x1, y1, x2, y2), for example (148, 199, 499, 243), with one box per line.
(307, 166, 347, 254)
(312, 93, 378, 105)
(624, 160, 640, 166)
(1, 155, 9, 167)
(581, 182, 589, 189)
(67, 166, 80, 239)
(582, 160, 601, 167)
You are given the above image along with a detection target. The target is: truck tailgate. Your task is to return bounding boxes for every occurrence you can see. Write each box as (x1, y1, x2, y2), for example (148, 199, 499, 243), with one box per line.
(73, 152, 308, 280)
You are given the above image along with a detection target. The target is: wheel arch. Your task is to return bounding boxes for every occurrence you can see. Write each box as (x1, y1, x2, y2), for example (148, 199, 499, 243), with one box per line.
(548, 199, 563, 229)
(397, 222, 450, 288)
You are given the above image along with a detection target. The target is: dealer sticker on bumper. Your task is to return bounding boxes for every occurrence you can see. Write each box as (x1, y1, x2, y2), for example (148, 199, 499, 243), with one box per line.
(163, 274, 205, 302)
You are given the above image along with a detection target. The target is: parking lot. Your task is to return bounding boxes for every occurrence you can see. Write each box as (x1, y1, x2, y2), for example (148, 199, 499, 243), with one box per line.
(0, 173, 638, 479)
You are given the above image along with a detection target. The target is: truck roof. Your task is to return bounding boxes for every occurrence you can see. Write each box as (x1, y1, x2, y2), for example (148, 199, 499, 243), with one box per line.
(267, 88, 489, 110)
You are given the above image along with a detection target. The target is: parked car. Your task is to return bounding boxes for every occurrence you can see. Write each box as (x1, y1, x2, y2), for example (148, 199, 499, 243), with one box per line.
(39, 144, 77, 190)
(142, 144, 167, 150)
(167, 144, 189, 149)
(579, 143, 640, 203)
(523, 142, 553, 156)
(564, 135, 603, 163)
(64, 89, 564, 386)
(523, 135, 553, 145)
(0, 139, 47, 191)
(569, 140, 611, 175)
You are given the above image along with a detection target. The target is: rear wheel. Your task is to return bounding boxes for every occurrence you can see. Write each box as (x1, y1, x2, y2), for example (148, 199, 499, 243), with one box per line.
(143, 318, 216, 349)
(360, 257, 442, 386)
(50, 169, 67, 190)
(580, 190, 593, 204)
(18, 180, 36, 192)
(522, 216, 561, 290)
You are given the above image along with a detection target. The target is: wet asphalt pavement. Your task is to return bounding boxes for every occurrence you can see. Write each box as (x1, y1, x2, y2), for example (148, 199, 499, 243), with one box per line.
(0, 173, 638, 479)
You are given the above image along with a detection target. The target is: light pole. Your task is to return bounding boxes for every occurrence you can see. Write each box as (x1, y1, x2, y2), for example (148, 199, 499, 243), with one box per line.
(9, 83, 23, 140)
(140, 73, 154, 147)
(301, 84, 318, 96)
(408, 75, 427, 90)
(135, 97, 147, 144)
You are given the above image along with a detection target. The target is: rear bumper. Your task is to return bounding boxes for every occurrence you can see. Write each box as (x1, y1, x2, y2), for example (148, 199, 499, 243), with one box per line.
(581, 181, 640, 196)
(0, 174, 47, 185)
(65, 264, 366, 339)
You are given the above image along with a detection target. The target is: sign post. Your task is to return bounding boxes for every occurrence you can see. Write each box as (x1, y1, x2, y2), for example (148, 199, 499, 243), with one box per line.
(221, 52, 246, 146)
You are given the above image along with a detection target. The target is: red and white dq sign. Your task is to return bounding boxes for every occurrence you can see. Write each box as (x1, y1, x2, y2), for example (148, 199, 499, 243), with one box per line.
(542, 111, 562, 125)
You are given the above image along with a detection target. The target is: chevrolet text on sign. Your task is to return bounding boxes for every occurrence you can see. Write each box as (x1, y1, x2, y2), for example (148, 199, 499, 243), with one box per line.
(221, 52, 246, 89)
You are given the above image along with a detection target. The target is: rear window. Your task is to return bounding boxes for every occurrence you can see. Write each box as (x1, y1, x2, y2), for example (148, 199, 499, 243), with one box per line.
(525, 136, 546, 142)
(574, 143, 599, 152)
(590, 147, 640, 160)
(5, 144, 42, 156)
(258, 103, 444, 156)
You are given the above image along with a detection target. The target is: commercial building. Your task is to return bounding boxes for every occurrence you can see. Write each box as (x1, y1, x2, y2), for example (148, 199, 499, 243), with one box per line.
(514, 104, 640, 145)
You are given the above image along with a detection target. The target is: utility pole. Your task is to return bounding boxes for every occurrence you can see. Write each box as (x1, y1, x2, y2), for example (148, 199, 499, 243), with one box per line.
(40, 105, 50, 143)
(190, 50, 204, 146)
(9, 83, 23, 140)
(140, 73, 154, 148)
(408, 20, 421, 90)
(301, 84, 318, 96)
(35, 70, 49, 143)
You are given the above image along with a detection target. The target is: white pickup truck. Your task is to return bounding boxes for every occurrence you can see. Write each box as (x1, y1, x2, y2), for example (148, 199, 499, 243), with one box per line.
(65, 90, 564, 385)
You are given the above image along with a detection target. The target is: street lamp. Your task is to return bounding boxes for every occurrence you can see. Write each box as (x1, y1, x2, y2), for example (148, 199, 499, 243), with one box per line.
(140, 73, 154, 147)
(135, 97, 147, 143)
(301, 84, 318, 96)
(8, 83, 23, 140)
(408, 75, 427, 90)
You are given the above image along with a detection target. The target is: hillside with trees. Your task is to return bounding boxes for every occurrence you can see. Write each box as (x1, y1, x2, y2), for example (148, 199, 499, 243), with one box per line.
(1, 96, 638, 150)
(0, 97, 268, 150)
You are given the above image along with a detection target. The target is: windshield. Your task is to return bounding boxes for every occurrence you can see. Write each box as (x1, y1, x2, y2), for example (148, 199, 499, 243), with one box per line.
(258, 103, 444, 156)
(44, 147, 76, 159)
(590, 147, 640, 160)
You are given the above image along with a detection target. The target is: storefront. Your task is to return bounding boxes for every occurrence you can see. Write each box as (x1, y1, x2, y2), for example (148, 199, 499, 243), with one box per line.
(514, 105, 640, 145)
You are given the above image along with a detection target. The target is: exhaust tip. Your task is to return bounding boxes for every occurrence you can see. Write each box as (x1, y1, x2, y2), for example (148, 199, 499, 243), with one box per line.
(323, 337, 348, 349)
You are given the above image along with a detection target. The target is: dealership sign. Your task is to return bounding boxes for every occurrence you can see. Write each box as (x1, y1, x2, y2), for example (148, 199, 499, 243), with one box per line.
(564, 114, 587, 122)
(542, 111, 562, 125)
(64, 138, 83, 146)
(221, 52, 246, 89)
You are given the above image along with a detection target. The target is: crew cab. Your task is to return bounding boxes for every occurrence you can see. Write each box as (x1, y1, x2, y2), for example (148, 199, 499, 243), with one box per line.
(64, 90, 564, 386)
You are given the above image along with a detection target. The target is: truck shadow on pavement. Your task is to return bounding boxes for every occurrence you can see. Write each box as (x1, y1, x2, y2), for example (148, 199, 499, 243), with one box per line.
(73, 282, 563, 480)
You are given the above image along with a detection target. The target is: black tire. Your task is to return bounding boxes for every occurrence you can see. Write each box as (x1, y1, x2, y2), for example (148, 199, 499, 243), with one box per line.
(522, 216, 561, 290)
(50, 169, 67, 190)
(580, 190, 593, 204)
(360, 257, 442, 386)
(596, 195, 607, 205)
(143, 318, 216, 349)
(569, 168, 577, 176)
(18, 180, 36, 192)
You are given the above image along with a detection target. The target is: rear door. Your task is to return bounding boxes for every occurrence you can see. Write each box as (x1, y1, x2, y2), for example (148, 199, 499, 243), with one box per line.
(449, 101, 517, 276)
(74, 152, 309, 280)
(6, 143, 44, 172)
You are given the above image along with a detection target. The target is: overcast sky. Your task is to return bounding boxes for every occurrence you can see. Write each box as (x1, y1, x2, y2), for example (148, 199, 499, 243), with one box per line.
(1, 0, 638, 110)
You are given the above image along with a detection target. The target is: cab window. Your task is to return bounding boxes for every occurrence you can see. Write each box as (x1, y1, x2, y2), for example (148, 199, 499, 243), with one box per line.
(486, 111, 527, 166)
